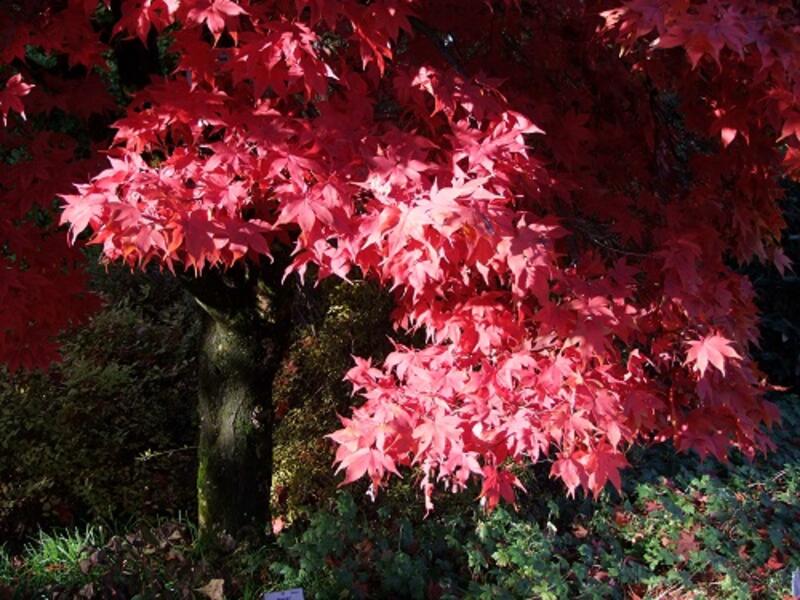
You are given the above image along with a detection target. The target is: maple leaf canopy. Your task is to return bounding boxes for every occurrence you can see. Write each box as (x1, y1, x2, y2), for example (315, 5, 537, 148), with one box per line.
(1, 0, 798, 507)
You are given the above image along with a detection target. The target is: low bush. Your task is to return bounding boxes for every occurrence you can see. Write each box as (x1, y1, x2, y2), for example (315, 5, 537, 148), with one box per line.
(3, 395, 798, 599)
(0, 265, 199, 545)
(271, 278, 394, 517)
(269, 395, 800, 599)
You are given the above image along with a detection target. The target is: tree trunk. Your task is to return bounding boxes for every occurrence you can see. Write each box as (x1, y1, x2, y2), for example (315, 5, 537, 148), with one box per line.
(183, 264, 291, 545)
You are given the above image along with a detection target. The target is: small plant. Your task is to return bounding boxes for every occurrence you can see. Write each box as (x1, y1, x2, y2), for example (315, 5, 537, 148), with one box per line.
(0, 525, 107, 593)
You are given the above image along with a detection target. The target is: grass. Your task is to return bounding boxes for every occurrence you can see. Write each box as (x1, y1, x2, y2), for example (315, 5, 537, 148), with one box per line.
(0, 525, 107, 593)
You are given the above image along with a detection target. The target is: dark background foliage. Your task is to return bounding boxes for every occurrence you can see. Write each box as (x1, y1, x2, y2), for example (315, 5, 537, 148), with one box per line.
(0, 262, 199, 546)
(748, 180, 800, 388)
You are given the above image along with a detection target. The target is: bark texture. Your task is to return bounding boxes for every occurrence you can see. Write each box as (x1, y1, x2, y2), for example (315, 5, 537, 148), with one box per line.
(183, 264, 292, 544)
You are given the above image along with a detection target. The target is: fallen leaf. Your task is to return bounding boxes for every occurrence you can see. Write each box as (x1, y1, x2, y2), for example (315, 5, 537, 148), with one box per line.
(196, 578, 225, 600)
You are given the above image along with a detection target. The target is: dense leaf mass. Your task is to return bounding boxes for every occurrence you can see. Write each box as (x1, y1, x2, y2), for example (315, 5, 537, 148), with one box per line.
(2, 0, 799, 506)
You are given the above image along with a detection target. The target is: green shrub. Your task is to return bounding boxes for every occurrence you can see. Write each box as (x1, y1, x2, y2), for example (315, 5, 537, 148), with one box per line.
(2, 392, 798, 598)
(0, 266, 199, 545)
(271, 279, 394, 516)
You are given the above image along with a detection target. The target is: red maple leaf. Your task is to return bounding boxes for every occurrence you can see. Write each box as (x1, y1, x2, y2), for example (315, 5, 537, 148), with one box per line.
(186, 0, 247, 40)
(0, 74, 33, 126)
(778, 111, 800, 144)
(685, 333, 742, 377)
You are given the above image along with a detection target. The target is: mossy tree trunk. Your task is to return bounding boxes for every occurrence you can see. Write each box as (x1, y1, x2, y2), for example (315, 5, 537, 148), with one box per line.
(182, 262, 292, 545)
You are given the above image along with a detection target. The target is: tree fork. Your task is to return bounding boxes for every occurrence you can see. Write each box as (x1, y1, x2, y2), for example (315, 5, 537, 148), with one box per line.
(182, 262, 293, 545)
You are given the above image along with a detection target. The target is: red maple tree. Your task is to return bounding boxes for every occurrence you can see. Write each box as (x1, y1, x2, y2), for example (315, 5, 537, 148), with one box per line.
(2, 0, 798, 530)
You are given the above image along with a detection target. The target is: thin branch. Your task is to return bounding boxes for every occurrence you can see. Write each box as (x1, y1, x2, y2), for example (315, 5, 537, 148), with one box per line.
(136, 445, 198, 462)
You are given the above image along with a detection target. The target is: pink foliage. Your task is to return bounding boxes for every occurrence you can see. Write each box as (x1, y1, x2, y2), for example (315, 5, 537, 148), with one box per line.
(3, 0, 799, 506)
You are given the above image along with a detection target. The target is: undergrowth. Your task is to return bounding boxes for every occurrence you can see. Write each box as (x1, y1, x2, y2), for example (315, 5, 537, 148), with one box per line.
(2, 396, 798, 599)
